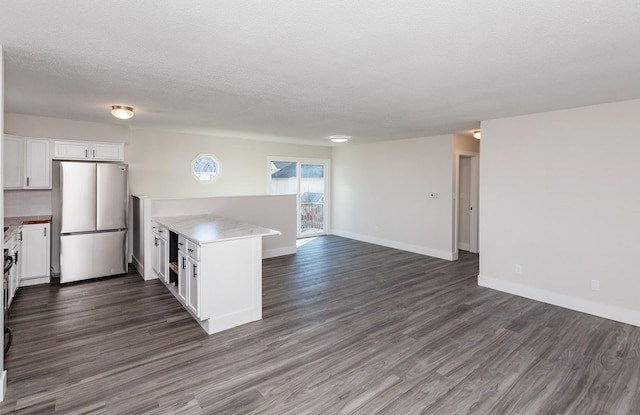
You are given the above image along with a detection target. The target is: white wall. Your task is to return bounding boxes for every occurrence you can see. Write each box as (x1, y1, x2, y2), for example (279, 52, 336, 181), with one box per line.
(0, 43, 6, 395)
(126, 129, 331, 198)
(479, 99, 640, 326)
(3, 190, 51, 216)
(151, 195, 297, 257)
(332, 134, 456, 259)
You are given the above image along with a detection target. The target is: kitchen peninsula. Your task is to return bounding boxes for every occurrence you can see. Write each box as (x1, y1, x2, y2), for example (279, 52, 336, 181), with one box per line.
(151, 214, 281, 335)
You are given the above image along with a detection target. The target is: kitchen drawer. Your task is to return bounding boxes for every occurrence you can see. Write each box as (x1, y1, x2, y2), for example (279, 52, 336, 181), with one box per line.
(151, 221, 168, 239)
(186, 239, 200, 260)
(177, 235, 187, 252)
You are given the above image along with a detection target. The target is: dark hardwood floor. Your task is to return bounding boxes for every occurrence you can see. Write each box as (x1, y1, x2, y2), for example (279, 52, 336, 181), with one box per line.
(1, 235, 639, 414)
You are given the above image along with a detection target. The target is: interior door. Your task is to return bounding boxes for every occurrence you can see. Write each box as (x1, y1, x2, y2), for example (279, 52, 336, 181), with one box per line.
(270, 160, 327, 237)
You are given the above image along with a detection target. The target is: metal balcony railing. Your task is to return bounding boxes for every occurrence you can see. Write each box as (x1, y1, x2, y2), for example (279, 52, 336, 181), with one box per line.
(300, 203, 324, 234)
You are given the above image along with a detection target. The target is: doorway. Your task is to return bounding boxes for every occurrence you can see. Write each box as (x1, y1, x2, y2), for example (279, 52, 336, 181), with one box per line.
(454, 152, 479, 256)
(269, 158, 329, 238)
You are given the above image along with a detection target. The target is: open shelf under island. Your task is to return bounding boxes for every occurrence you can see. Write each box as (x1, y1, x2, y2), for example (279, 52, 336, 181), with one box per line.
(150, 214, 281, 335)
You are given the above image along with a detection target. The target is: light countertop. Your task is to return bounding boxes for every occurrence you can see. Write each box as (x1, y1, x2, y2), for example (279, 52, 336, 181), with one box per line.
(153, 214, 280, 244)
(4, 215, 53, 243)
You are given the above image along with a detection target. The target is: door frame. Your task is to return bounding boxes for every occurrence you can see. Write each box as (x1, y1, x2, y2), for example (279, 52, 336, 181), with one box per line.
(453, 151, 479, 259)
(267, 156, 331, 238)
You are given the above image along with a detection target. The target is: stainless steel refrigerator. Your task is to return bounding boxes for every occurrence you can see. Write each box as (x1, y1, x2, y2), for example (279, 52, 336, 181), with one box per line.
(52, 161, 128, 283)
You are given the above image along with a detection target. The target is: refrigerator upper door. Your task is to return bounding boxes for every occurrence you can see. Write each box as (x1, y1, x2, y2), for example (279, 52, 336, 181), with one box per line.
(96, 163, 128, 230)
(60, 162, 97, 233)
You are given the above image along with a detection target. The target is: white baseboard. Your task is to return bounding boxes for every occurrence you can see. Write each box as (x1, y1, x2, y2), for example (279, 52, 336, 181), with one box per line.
(0, 370, 6, 402)
(458, 242, 471, 251)
(478, 275, 640, 327)
(19, 276, 50, 287)
(132, 255, 145, 279)
(263, 246, 296, 259)
(331, 229, 454, 261)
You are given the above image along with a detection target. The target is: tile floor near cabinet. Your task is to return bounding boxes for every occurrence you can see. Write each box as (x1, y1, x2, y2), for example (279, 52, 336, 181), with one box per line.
(1, 236, 640, 414)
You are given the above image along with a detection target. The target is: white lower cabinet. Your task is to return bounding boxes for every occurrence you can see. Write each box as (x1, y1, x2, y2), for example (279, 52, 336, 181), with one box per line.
(7, 232, 21, 307)
(20, 223, 51, 285)
(177, 250, 187, 302)
(186, 256, 200, 317)
(159, 231, 263, 334)
(151, 222, 168, 283)
(178, 243, 200, 317)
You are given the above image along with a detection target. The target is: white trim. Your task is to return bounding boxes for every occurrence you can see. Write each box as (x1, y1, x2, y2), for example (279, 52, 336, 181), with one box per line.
(132, 255, 145, 279)
(263, 246, 296, 259)
(458, 242, 471, 251)
(478, 275, 640, 327)
(267, 156, 331, 238)
(19, 276, 50, 287)
(0, 370, 6, 402)
(331, 229, 454, 261)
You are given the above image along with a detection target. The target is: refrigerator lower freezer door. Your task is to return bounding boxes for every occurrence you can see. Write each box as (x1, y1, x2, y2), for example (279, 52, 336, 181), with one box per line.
(60, 230, 127, 283)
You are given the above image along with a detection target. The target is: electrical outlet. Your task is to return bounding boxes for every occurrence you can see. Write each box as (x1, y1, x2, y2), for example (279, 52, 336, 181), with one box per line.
(515, 265, 523, 275)
(591, 280, 600, 291)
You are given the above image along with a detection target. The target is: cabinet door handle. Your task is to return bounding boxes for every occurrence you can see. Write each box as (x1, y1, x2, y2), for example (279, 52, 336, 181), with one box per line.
(18, 231, 22, 241)
(26, 177, 30, 186)
(187, 248, 194, 253)
(154, 237, 158, 246)
(93, 149, 96, 158)
(85, 149, 88, 157)
(182, 257, 186, 269)
(193, 264, 197, 278)
(178, 242, 184, 246)
(14, 251, 18, 264)
(44, 227, 47, 237)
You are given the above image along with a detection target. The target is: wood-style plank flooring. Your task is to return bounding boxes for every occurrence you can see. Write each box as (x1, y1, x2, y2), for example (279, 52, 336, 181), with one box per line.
(1, 235, 639, 414)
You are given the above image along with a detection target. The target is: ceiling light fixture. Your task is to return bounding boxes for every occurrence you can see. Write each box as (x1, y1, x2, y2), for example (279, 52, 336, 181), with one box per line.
(329, 135, 350, 143)
(111, 105, 134, 120)
(473, 130, 481, 139)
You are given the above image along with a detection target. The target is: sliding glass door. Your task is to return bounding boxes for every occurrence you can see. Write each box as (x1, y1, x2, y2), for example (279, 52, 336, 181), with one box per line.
(269, 158, 328, 237)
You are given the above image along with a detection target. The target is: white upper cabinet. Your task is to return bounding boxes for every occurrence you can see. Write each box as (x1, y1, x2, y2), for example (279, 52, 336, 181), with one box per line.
(25, 138, 52, 189)
(53, 140, 89, 159)
(3, 134, 24, 189)
(3, 135, 51, 189)
(92, 142, 125, 160)
(54, 140, 124, 161)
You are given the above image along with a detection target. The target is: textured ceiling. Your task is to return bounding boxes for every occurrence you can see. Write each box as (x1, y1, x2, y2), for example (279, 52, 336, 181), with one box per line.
(1, 1, 640, 145)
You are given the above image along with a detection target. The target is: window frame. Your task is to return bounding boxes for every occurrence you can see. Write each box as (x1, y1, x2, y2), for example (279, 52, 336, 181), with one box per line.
(191, 153, 222, 184)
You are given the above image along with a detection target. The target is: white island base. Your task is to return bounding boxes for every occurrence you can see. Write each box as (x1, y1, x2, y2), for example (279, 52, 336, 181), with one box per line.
(151, 215, 280, 335)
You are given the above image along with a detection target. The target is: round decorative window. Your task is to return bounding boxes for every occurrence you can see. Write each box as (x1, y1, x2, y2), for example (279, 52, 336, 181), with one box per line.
(191, 153, 221, 183)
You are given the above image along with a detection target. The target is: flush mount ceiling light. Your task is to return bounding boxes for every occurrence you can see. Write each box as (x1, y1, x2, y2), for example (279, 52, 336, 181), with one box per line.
(473, 130, 481, 139)
(111, 105, 134, 120)
(329, 135, 350, 143)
